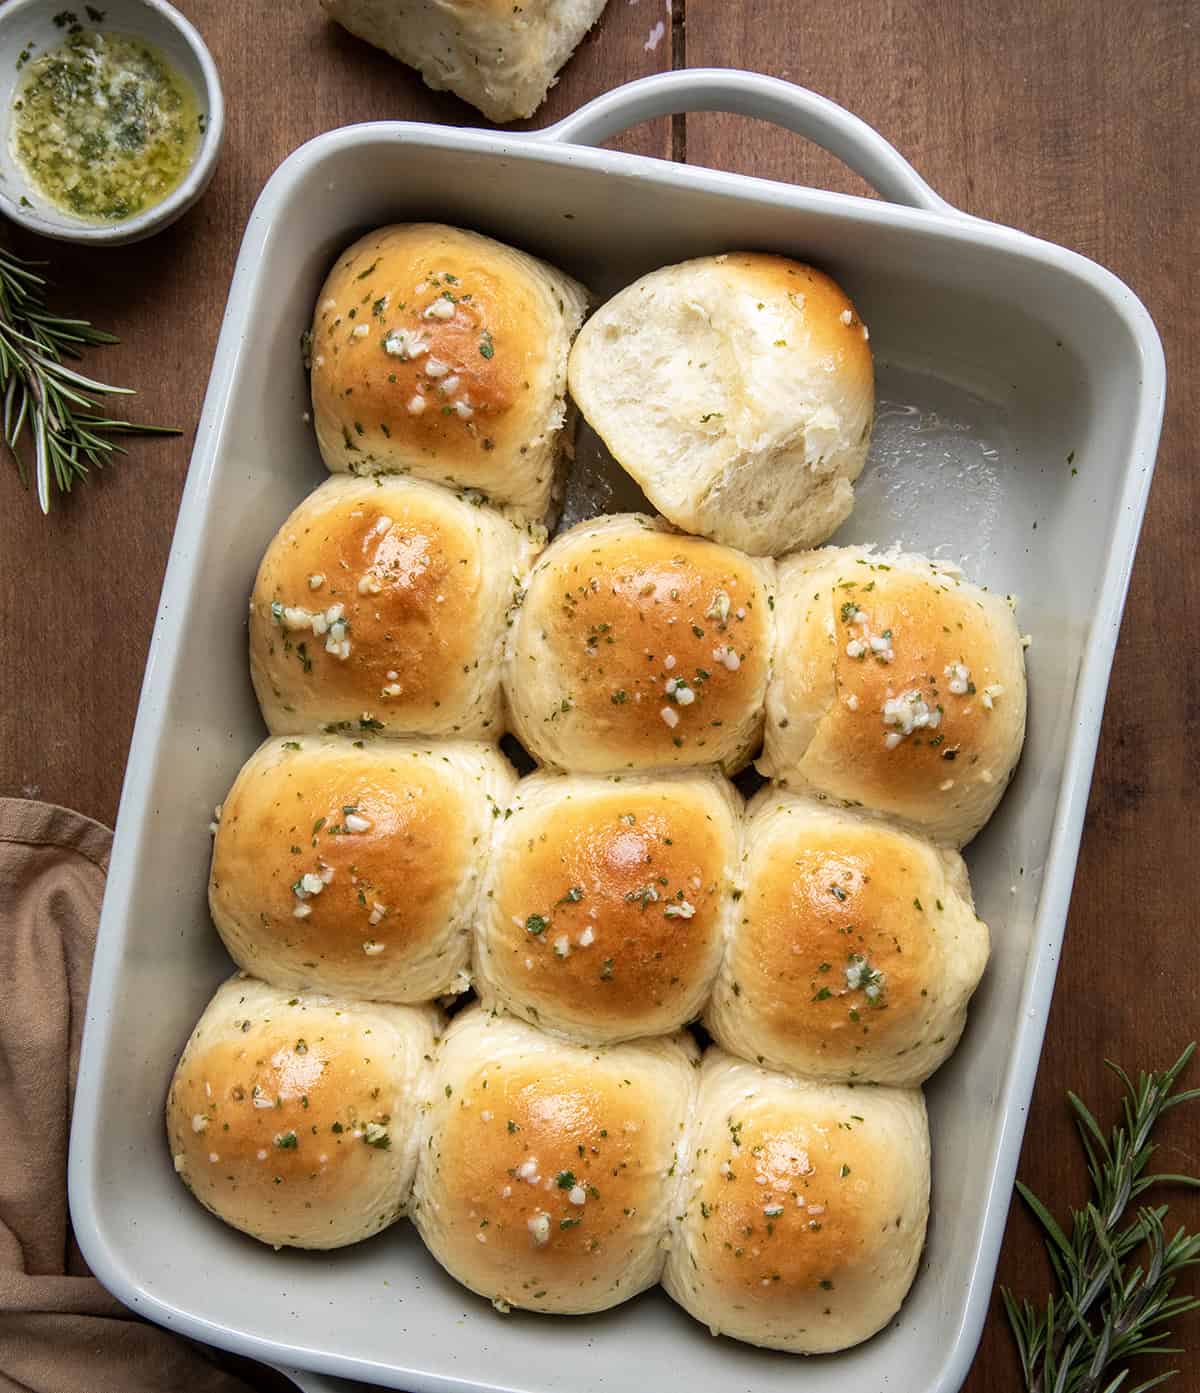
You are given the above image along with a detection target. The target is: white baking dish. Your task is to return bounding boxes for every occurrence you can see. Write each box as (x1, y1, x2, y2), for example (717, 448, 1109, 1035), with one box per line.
(68, 70, 1165, 1393)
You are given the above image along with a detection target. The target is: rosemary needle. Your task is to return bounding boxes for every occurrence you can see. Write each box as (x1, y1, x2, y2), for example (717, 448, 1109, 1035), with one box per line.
(0, 245, 179, 512)
(1002, 1043, 1200, 1393)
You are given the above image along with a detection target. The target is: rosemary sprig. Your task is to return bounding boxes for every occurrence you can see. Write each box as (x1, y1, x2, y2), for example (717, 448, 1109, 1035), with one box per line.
(1002, 1043, 1200, 1393)
(0, 245, 179, 512)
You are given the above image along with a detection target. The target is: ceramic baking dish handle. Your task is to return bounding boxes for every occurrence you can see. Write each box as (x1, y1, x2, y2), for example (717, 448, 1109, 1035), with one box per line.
(538, 68, 957, 216)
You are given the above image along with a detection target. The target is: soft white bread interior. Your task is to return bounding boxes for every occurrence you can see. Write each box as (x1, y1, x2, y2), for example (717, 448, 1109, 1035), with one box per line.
(707, 790, 988, 1085)
(311, 223, 590, 519)
(165, 976, 439, 1249)
(567, 253, 874, 556)
(210, 736, 516, 1004)
(475, 767, 741, 1043)
(760, 546, 1027, 846)
(412, 1006, 697, 1314)
(662, 1051, 929, 1353)
(504, 513, 775, 773)
(320, 1, 609, 125)
(249, 474, 539, 740)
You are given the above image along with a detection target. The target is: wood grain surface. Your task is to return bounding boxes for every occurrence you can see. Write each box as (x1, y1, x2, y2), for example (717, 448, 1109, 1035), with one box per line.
(1, 2, 1196, 1389)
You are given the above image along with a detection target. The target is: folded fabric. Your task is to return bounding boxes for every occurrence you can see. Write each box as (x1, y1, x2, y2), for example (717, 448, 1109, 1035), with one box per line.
(0, 798, 279, 1393)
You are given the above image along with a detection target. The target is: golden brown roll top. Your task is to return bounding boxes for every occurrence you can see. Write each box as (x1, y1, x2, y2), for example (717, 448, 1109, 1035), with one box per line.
(706, 790, 988, 1085)
(210, 736, 516, 1003)
(761, 546, 1027, 845)
(567, 253, 874, 556)
(310, 223, 590, 520)
(411, 1007, 698, 1315)
(249, 474, 539, 740)
(505, 514, 775, 772)
(475, 769, 741, 1043)
(662, 1051, 929, 1353)
(165, 976, 439, 1249)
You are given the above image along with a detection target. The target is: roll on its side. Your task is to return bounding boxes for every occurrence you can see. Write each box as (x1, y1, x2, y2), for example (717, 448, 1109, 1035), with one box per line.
(475, 768, 741, 1043)
(505, 514, 775, 773)
(319, 2, 610, 126)
(210, 736, 516, 1003)
(165, 976, 439, 1249)
(761, 546, 1027, 846)
(249, 475, 539, 740)
(663, 1051, 929, 1353)
(310, 223, 590, 520)
(567, 253, 874, 556)
(412, 1007, 697, 1315)
(707, 790, 988, 1085)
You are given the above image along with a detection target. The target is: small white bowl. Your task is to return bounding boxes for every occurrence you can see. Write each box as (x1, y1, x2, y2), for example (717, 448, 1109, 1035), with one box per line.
(0, 0, 223, 245)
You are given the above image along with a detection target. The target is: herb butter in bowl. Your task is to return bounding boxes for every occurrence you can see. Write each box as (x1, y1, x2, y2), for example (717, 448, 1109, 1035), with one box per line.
(0, 0, 223, 245)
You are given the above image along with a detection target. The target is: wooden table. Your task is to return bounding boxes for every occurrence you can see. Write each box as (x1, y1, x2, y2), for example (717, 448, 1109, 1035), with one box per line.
(2, 3, 1196, 1388)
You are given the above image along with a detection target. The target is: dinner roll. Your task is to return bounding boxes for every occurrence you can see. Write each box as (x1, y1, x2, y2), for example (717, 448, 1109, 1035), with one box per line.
(249, 475, 538, 740)
(663, 1051, 929, 1353)
(505, 515, 774, 773)
(761, 546, 1027, 845)
(310, 224, 589, 519)
(166, 976, 438, 1249)
(320, 1, 609, 125)
(567, 253, 874, 556)
(412, 1007, 697, 1314)
(707, 790, 988, 1085)
(210, 736, 515, 1003)
(475, 768, 740, 1043)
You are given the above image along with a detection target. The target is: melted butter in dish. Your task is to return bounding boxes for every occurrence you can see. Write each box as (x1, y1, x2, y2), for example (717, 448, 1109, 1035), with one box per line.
(11, 27, 201, 223)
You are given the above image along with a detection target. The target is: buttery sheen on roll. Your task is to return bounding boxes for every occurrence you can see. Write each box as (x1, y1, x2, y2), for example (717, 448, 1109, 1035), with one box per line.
(166, 976, 438, 1249)
(249, 475, 538, 740)
(412, 1007, 697, 1315)
(504, 514, 775, 772)
(707, 790, 988, 1085)
(567, 253, 874, 556)
(310, 223, 589, 519)
(663, 1051, 929, 1353)
(475, 768, 741, 1043)
(761, 546, 1027, 846)
(210, 736, 516, 1003)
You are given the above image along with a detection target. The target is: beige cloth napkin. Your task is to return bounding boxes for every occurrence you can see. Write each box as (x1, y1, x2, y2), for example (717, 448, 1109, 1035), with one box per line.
(0, 798, 288, 1393)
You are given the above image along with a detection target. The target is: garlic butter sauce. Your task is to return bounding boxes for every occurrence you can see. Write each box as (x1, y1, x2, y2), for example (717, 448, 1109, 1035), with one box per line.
(11, 23, 202, 223)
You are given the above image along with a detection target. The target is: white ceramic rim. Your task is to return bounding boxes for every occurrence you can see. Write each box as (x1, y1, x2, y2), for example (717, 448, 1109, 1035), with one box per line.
(67, 69, 1166, 1393)
(0, 0, 224, 244)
